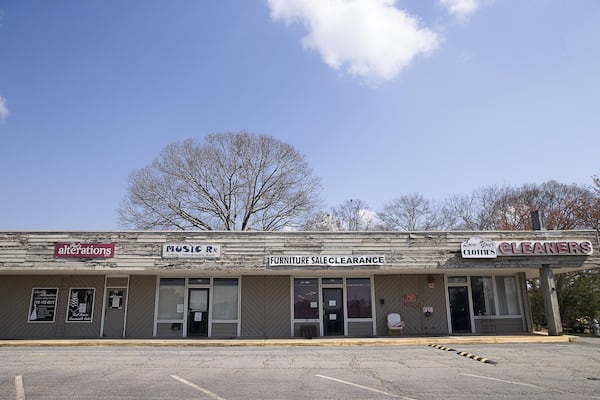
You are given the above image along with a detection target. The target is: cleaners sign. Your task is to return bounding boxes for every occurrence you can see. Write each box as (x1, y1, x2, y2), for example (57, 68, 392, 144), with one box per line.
(497, 240, 593, 256)
(461, 237, 593, 258)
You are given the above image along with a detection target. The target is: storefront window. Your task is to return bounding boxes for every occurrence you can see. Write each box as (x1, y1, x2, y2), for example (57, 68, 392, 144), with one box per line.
(467, 275, 522, 318)
(158, 278, 185, 320)
(294, 278, 319, 319)
(496, 276, 520, 315)
(471, 276, 495, 316)
(346, 278, 372, 318)
(212, 278, 239, 320)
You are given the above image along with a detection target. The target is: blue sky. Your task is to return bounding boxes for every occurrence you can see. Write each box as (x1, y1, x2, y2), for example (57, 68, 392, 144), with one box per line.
(1, 0, 599, 230)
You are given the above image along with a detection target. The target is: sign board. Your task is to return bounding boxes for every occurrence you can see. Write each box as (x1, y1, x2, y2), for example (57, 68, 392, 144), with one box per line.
(29, 288, 58, 323)
(162, 244, 221, 258)
(461, 237, 594, 258)
(461, 237, 497, 258)
(497, 240, 593, 256)
(108, 290, 124, 309)
(55, 243, 115, 258)
(269, 255, 385, 267)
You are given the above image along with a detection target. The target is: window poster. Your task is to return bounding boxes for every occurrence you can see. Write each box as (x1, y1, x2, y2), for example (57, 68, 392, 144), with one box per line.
(67, 288, 95, 322)
(29, 288, 58, 323)
(108, 290, 124, 309)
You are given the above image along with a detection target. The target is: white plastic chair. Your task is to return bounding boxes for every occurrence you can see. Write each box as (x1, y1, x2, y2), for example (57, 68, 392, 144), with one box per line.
(387, 313, 405, 335)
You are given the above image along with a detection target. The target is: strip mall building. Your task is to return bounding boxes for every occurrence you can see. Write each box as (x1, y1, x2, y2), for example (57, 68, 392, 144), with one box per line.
(0, 230, 597, 339)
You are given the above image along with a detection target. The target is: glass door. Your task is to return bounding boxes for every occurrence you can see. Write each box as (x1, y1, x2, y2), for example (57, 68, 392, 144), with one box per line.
(323, 288, 344, 336)
(187, 288, 209, 337)
(448, 286, 472, 333)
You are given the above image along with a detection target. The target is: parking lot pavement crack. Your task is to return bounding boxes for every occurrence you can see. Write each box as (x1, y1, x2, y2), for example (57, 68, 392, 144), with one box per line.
(356, 363, 397, 395)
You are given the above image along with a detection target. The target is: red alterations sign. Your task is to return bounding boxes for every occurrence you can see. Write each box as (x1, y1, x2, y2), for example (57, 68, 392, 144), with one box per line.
(54, 243, 115, 258)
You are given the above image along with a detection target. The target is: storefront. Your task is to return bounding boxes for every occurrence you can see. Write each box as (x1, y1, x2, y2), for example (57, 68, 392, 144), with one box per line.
(0, 231, 597, 339)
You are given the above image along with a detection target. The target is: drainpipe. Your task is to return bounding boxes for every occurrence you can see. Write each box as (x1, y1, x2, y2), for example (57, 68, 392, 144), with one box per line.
(532, 210, 563, 336)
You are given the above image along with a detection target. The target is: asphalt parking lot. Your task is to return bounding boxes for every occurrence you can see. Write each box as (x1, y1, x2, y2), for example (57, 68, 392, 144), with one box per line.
(2, 337, 600, 399)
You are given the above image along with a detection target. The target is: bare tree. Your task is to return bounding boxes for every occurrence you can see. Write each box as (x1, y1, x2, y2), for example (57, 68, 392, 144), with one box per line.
(330, 199, 382, 231)
(441, 181, 600, 231)
(441, 186, 507, 230)
(300, 211, 336, 231)
(119, 132, 322, 230)
(379, 193, 441, 231)
(303, 199, 382, 231)
(488, 181, 598, 230)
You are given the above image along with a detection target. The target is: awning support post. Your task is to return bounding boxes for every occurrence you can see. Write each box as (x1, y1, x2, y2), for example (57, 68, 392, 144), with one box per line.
(539, 265, 563, 335)
(532, 210, 563, 336)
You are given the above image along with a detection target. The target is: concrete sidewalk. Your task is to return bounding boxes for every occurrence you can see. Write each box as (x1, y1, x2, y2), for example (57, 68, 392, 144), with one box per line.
(0, 333, 575, 347)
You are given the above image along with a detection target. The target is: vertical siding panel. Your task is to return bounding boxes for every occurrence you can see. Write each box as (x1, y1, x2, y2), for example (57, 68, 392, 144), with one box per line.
(401, 276, 422, 335)
(264, 276, 290, 337)
(0, 276, 37, 338)
(419, 274, 449, 335)
(374, 275, 402, 336)
(241, 275, 290, 338)
(241, 276, 266, 337)
(125, 275, 156, 338)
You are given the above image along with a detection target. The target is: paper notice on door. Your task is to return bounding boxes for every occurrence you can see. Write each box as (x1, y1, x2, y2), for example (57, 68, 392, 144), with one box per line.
(329, 314, 337, 320)
(194, 312, 202, 322)
(329, 300, 336, 307)
(111, 297, 120, 308)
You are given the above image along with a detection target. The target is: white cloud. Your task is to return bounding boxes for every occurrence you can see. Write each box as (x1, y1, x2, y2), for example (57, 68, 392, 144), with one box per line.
(439, 0, 485, 20)
(0, 96, 8, 123)
(268, 0, 439, 82)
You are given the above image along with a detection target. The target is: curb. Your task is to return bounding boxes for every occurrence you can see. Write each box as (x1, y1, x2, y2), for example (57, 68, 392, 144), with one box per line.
(0, 335, 573, 348)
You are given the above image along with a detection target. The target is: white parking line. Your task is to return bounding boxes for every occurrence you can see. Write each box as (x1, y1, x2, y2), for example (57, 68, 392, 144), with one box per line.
(316, 374, 417, 399)
(15, 375, 25, 400)
(170, 375, 227, 400)
(459, 373, 544, 389)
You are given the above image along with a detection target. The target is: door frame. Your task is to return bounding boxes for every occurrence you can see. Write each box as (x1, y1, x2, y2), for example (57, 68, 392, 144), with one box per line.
(100, 277, 130, 338)
(322, 287, 345, 336)
(320, 278, 346, 336)
(186, 287, 210, 337)
(447, 286, 472, 333)
(291, 277, 376, 338)
(446, 276, 475, 334)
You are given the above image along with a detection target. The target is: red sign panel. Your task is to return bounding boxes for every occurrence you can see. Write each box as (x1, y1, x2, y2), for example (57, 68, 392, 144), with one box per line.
(54, 243, 115, 258)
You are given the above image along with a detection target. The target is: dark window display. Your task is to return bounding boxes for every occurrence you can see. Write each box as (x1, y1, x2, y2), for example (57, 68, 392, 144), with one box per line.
(346, 278, 372, 318)
(294, 278, 319, 319)
(66, 288, 95, 322)
(471, 276, 495, 316)
(29, 288, 58, 323)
